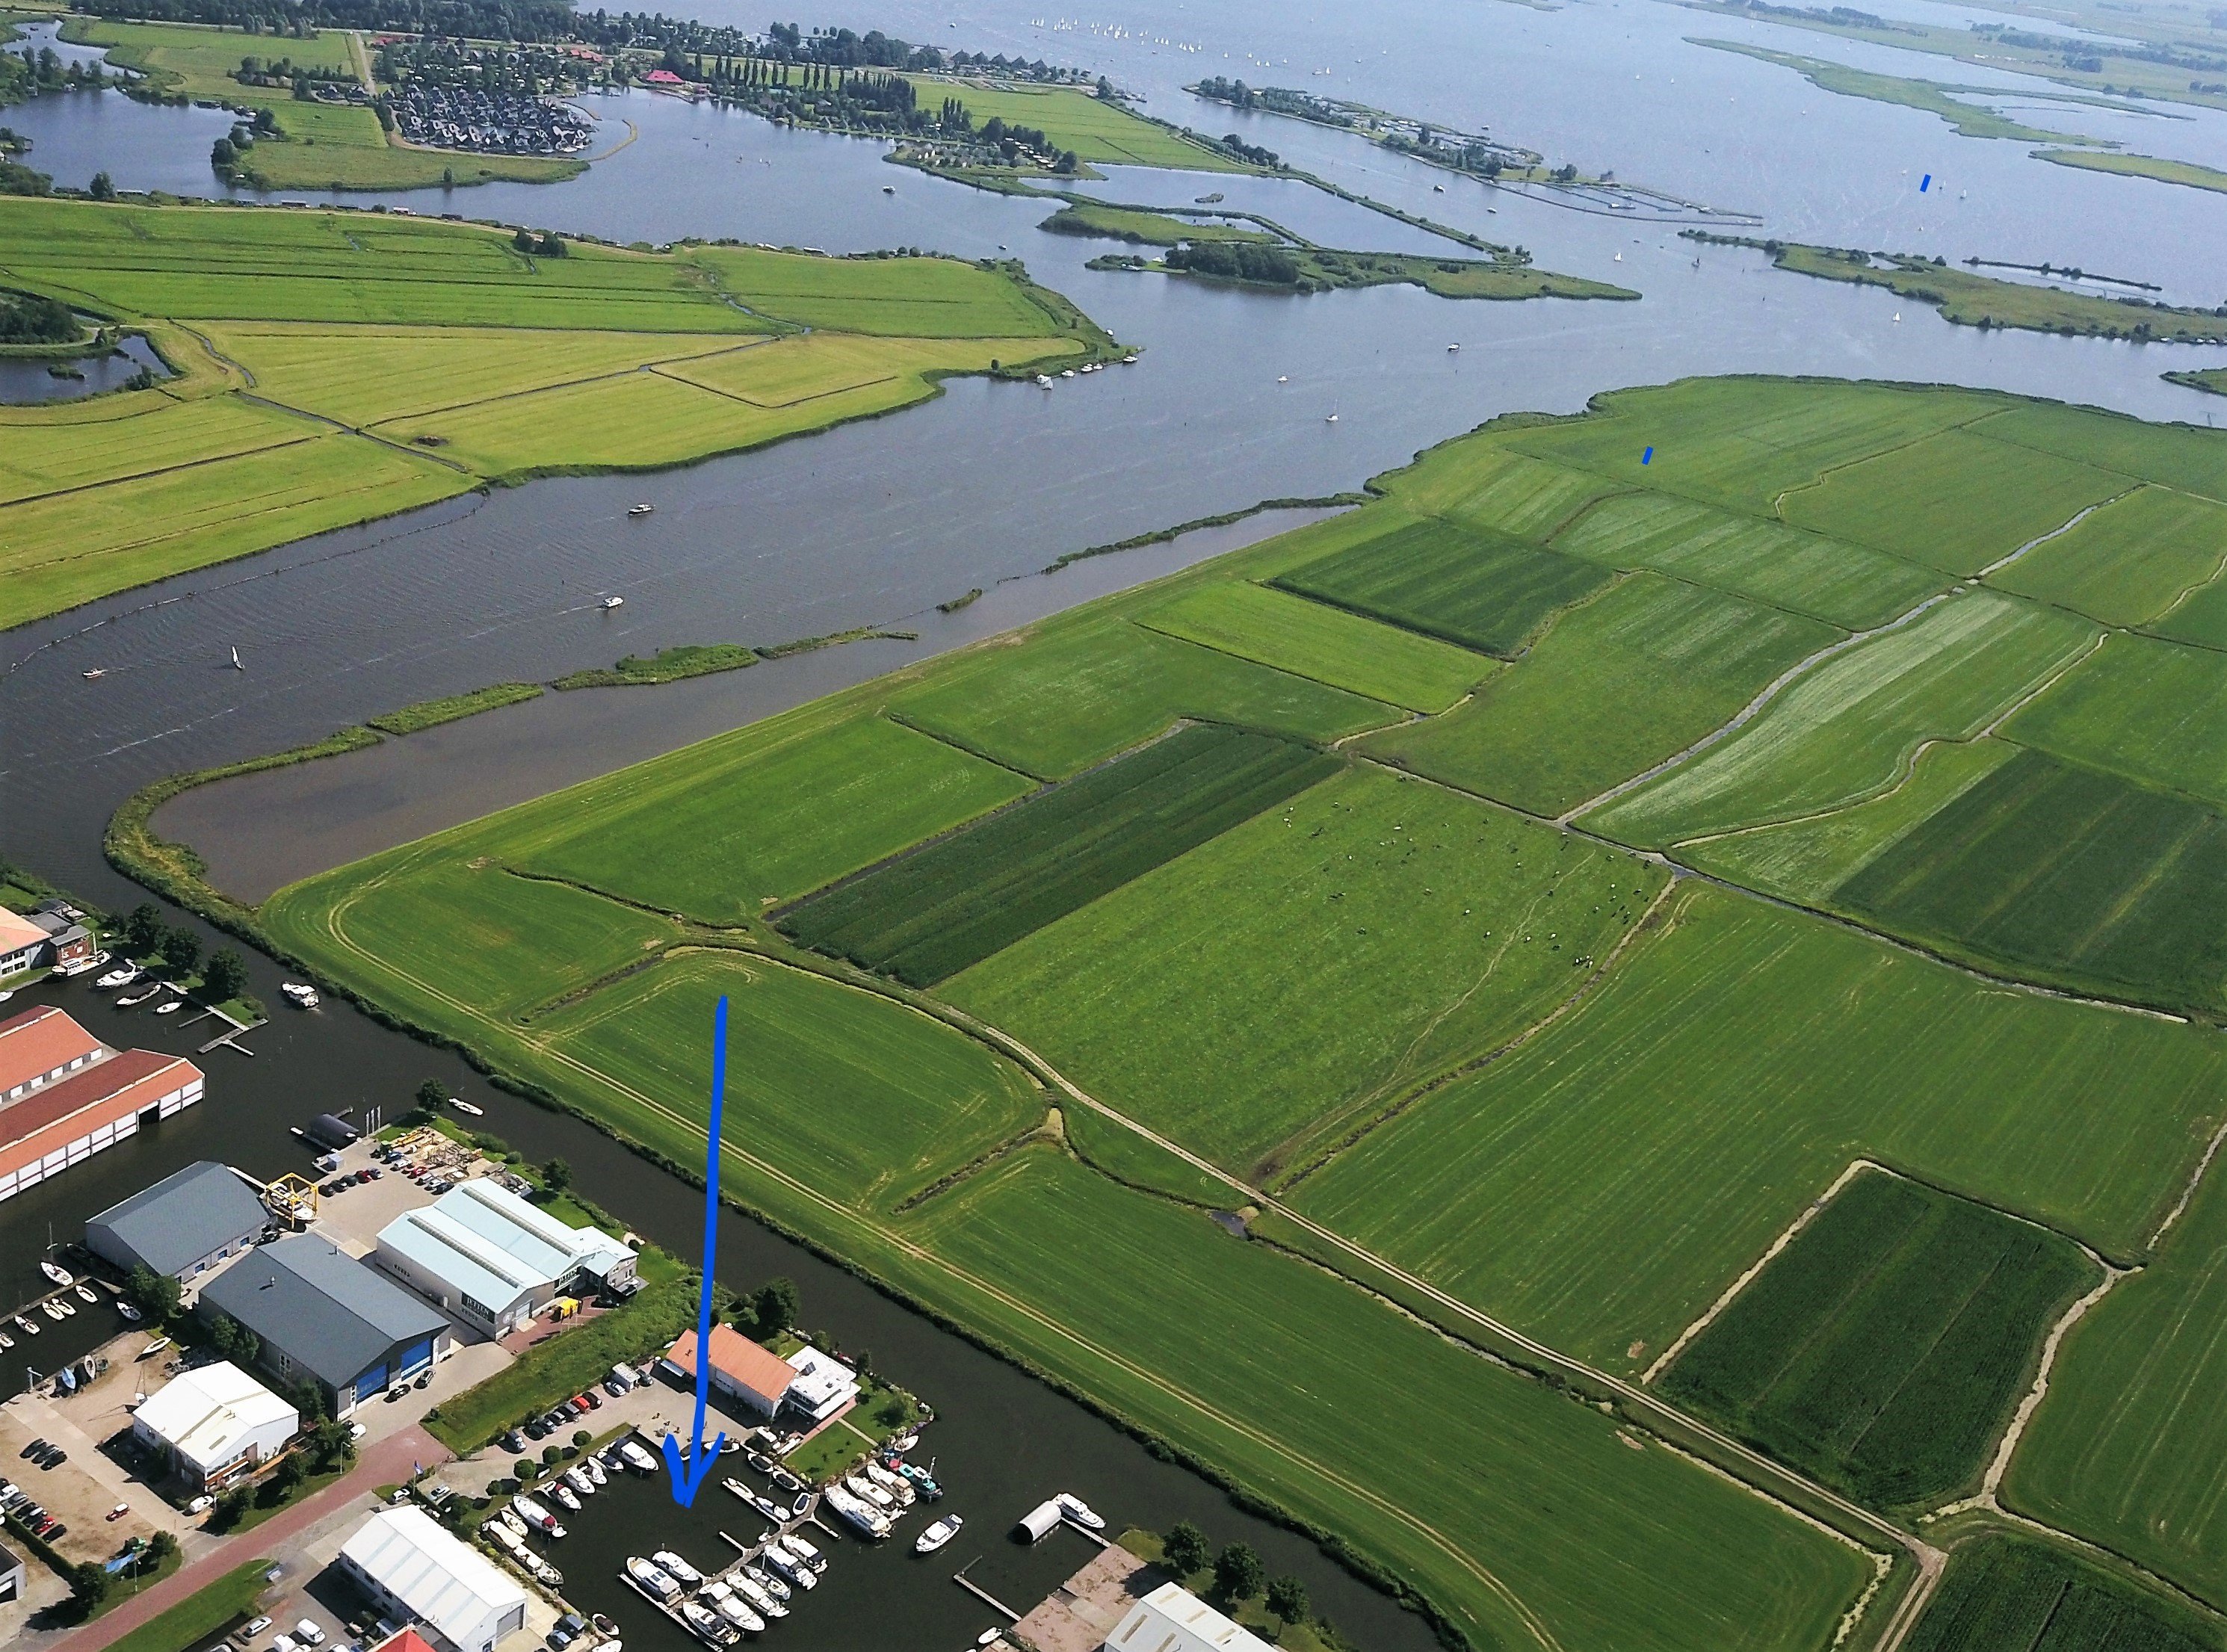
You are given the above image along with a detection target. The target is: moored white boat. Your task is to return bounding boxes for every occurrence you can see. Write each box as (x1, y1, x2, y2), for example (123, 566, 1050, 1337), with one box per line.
(759, 1547, 815, 1589)
(624, 1556, 678, 1600)
(676, 1601, 735, 1647)
(825, 1485, 890, 1538)
(513, 1495, 566, 1538)
(552, 1485, 581, 1513)
(39, 1261, 70, 1287)
(913, 1514, 964, 1555)
(652, 1550, 703, 1588)
(619, 1440, 659, 1474)
(844, 1473, 895, 1512)
(14, 1317, 39, 1336)
(864, 1461, 914, 1504)
(1055, 1491, 1105, 1529)
(450, 1098, 484, 1116)
(117, 1302, 141, 1323)
(743, 1564, 788, 1603)
(75, 1284, 96, 1304)
(729, 1574, 784, 1619)
(562, 1466, 595, 1496)
(777, 1532, 824, 1572)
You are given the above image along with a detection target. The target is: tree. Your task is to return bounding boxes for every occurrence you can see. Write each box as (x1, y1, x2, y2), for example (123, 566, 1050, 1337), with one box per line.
(1265, 1577, 1309, 1626)
(128, 1264, 181, 1322)
(1212, 1543, 1263, 1602)
(87, 170, 114, 199)
(70, 1561, 111, 1609)
(123, 903, 164, 954)
(211, 137, 236, 169)
(306, 1417, 354, 1470)
(571, 1429, 590, 1451)
(513, 1457, 535, 1483)
(268, 1452, 306, 1495)
(410, 1080, 448, 1124)
(159, 926, 202, 978)
(541, 1444, 561, 1465)
(203, 948, 249, 1003)
(145, 1529, 179, 1567)
(540, 1157, 572, 1194)
(752, 1276, 800, 1337)
(1162, 1521, 1210, 1577)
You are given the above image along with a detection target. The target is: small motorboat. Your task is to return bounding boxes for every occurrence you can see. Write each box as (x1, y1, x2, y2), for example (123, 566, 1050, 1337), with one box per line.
(451, 1098, 484, 1116)
(1447, 342, 1461, 352)
(653, 1550, 704, 1589)
(882, 184, 895, 194)
(531, 1558, 562, 1588)
(717, 1437, 741, 1455)
(590, 1615, 619, 1638)
(1324, 412, 1339, 424)
(140, 1335, 170, 1356)
(744, 1565, 788, 1603)
(600, 595, 625, 610)
(584, 1455, 608, 1486)
(760, 1547, 815, 1589)
(75, 1284, 97, 1305)
(913, 1514, 964, 1555)
(627, 504, 654, 517)
(40, 1261, 71, 1287)
(117, 985, 161, 1006)
(96, 967, 138, 989)
(1122, 355, 1138, 365)
(552, 1485, 581, 1513)
(14, 1315, 37, 1335)
(562, 1466, 595, 1497)
(703, 1586, 762, 1634)
(500, 1507, 528, 1536)
(767, 1465, 803, 1494)
(0, 1331, 11, 1349)
(154, 1000, 182, 1015)
(229, 646, 244, 670)
(618, 1440, 659, 1474)
(117, 1302, 142, 1323)
(55, 1296, 75, 1316)
(1055, 1492, 1105, 1530)
(729, 1574, 784, 1620)
(40, 1301, 64, 1321)
(1034, 374, 1052, 388)
(82, 668, 105, 681)
(722, 1476, 755, 1505)
(676, 1601, 735, 1647)
(1060, 368, 1075, 379)
(625, 1556, 679, 1600)
(1276, 375, 1288, 383)
(281, 983, 320, 1009)
(886, 1432, 918, 1454)
(744, 1450, 775, 1475)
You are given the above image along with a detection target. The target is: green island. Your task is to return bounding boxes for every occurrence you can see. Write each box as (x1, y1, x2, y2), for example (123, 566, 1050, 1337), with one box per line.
(1691, 39, 2112, 142)
(1681, 0, 2227, 114)
(2167, 368, 2227, 397)
(0, 193, 1116, 631)
(2033, 146, 2227, 195)
(120, 373, 2227, 1651)
(1686, 231, 2227, 341)
(1086, 235, 1637, 303)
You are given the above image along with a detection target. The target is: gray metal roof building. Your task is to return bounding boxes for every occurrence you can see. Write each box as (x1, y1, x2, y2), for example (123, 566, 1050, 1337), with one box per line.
(86, 1160, 269, 1281)
(199, 1234, 450, 1417)
(0, 1537, 24, 1604)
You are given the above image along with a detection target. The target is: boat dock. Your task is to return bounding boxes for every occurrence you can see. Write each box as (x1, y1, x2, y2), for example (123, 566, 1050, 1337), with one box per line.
(951, 1559, 1021, 1621)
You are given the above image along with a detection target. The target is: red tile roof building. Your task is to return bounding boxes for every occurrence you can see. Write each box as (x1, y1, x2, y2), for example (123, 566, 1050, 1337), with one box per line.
(0, 1006, 204, 1204)
(661, 1323, 797, 1416)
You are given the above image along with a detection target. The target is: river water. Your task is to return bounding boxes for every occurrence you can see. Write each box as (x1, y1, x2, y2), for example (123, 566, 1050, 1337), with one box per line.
(4, 1, 2226, 1641)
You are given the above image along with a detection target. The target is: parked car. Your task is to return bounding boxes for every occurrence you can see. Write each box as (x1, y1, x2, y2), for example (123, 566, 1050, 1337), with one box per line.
(105, 1503, 130, 1522)
(41, 1522, 66, 1543)
(19, 1439, 46, 1459)
(523, 1418, 547, 1441)
(40, 1447, 67, 1468)
(580, 1390, 601, 1411)
(240, 1618, 273, 1641)
(501, 1430, 527, 1453)
(188, 1495, 214, 1514)
(348, 1422, 367, 1441)
(271, 1634, 300, 1652)
(294, 1619, 327, 1645)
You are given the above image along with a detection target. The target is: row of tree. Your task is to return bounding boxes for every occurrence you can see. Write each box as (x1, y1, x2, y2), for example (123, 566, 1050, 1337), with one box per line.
(119, 902, 253, 1001)
(1158, 1521, 1316, 1633)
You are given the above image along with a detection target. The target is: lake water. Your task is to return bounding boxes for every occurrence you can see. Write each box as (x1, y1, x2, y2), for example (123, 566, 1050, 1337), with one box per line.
(0, 331, 167, 402)
(4, 2, 2226, 1640)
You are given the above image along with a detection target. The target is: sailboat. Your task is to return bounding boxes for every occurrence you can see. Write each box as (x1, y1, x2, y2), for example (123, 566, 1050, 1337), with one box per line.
(229, 646, 244, 670)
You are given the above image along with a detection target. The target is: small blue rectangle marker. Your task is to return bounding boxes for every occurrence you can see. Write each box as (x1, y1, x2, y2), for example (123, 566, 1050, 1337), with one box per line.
(1641, 446, 1653, 465)
(1920, 173, 1931, 192)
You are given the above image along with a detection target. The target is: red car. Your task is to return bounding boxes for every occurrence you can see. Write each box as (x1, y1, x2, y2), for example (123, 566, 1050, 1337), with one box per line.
(105, 1503, 130, 1522)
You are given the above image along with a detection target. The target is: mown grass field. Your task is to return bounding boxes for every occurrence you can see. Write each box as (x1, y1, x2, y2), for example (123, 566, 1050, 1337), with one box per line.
(2005, 633, 2227, 812)
(1587, 592, 2098, 847)
(780, 724, 1337, 986)
(2007, 1143, 2227, 1608)
(885, 615, 1397, 779)
(903, 74, 1244, 168)
(1548, 490, 1944, 629)
(1292, 887, 2226, 1372)
(512, 711, 1034, 924)
(1989, 484, 2227, 627)
(1836, 746, 2227, 1018)
(1040, 202, 1274, 244)
(1365, 572, 1838, 817)
(0, 197, 1108, 627)
(1658, 1169, 2098, 1513)
(1903, 1532, 2223, 1652)
(945, 764, 1658, 1175)
(1136, 581, 1490, 713)
(1269, 514, 1613, 655)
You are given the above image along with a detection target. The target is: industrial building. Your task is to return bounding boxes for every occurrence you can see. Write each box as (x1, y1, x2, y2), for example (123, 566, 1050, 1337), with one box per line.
(339, 1508, 527, 1652)
(199, 1234, 450, 1418)
(87, 1160, 271, 1282)
(0, 1538, 23, 1605)
(0, 1006, 203, 1205)
(1104, 1583, 1274, 1652)
(131, 1361, 299, 1491)
(372, 1177, 635, 1337)
(659, 1324, 797, 1417)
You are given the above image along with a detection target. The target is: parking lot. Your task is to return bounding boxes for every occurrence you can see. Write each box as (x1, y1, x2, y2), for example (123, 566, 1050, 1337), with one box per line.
(1, 1352, 188, 1568)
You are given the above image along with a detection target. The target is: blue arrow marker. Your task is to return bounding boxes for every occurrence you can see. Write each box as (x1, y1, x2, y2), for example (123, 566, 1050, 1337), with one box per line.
(1641, 446, 1653, 465)
(661, 995, 730, 1506)
(1920, 173, 1931, 192)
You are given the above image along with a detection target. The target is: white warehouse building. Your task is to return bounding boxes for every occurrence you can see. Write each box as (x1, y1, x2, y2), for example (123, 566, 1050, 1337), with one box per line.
(373, 1178, 635, 1337)
(339, 1506, 527, 1652)
(130, 1361, 297, 1491)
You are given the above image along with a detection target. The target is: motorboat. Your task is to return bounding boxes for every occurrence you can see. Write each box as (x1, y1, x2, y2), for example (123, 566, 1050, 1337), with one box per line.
(1055, 1492, 1105, 1530)
(155, 1000, 182, 1015)
(742, 1565, 788, 1603)
(83, 668, 105, 681)
(702, 1586, 762, 1634)
(590, 1615, 620, 1637)
(825, 1485, 890, 1538)
(54, 1296, 75, 1316)
(1324, 412, 1339, 424)
(652, 1550, 704, 1589)
(886, 1432, 918, 1454)
(500, 1507, 528, 1536)
(13, 1315, 36, 1335)
(1448, 342, 1461, 352)
(729, 1575, 784, 1619)
(531, 1558, 561, 1588)
(1060, 368, 1075, 379)
(488, 1522, 525, 1553)
(117, 1302, 142, 1324)
(767, 1466, 803, 1494)
(513, 1495, 566, 1537)
(759, 1546, 815, 1589)
(39, 1261, 70, 1287)
(552, 1485, 581, 1513)
(562, 1466, 595, 1497)
(117, 986, 161, 1006)
(618, 1440, 659, 1474)
(744, 1450, 775, 1476)
(451, 1099, 484, 1116)
(0, 1331, 12, 1349)
(140, 1336, 168, 1356)
(895, 1460, 942, 1500)
(720, 1476, 756, 1506)
(96, 967, 138, 989)
(1122, 355, 1139, 365)
(1034, 374, 1052, 388)
(230, 646, 244, 670)
(600, 596, 625, 610)
(844, 1473, 895, 1512)
(676, 1601, 735, 1647)
(584, 1456, 608, 1486)
(40, 1301, 64, 1321)
(75, 1284, 96, 1304)
(280, 983, 319, 1009)
(624, 1557, 678, 1600)
(777, 1532, 825, 1573)
(864, 1461, 915, 1505)
(913, 1514, 964, 1555)
(717, 1437, 741, 1455)
(627, 504, 654, 517)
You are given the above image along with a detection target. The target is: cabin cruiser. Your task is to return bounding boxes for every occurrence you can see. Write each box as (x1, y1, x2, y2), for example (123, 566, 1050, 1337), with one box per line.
(451, 1098, 484, 1116)
(777, 1532, 825, 1573)
(701, 1585, 762, 1635)
(844, 1473, 895, 1512)
(652, 1550, 703, 1588)
(1055, 1492, 1105, 1529)
(676, 1601, 735, 1647)
(584, 1456, 608, 1486)
(864, 1461, 915, 1505)
(742, 1565, 788, 1603)
(627, 503, 654, 517)
(552, 1485, 581, 1513)
(914, 1514, 965, 1555)
(600, 596, 625, 610)
(562, 1466, 596, 1497)
(500, 1507, 528, 1536)
(767, 1464, 803, 1494)
(513, 1495, 566, 1538)
(96, 966, 138, 989)
(624, 1557, 679, 1600)
(728, 1574, 785, 1619)
(618, 1440, 659, 1474)
(759, 1546, 815, 1588)
(281, 983, 319, 1008)
(824, 1485, 890, 1538)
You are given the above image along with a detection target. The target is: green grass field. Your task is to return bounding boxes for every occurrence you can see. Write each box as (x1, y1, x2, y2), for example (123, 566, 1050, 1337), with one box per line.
(2006, 633, 2227, 811)
(1989, 484, 2227, 626)
(512, 711, 1034, 924)
(1587, 592, 2098, 847)
(1040, 202, 1275, 244)
(1834, 746, 2227, 1015)
(0, 197, 1106, 626)
(903, 74, 1244, 168)
(1695, 40, 2093, 140)
(1293, 887, 2226, 1372)
(2035, 146, 2227, 197)
(779, 724, 1338, 985)
(1902, 1532, 2223, 1652)
(1365, 572, 1839, 817)
(944, 764, 1659, 1176)
(885, 615, 1397, 779)
(100, 1556, 275, 1652)
(1658, 1169, 2098, 1512)
(1548, 490, 1945, 629)
(1136, 581, 1492, 712)
(2006, 1143, 2227, 1609)
(1269, 514, 1613, 655)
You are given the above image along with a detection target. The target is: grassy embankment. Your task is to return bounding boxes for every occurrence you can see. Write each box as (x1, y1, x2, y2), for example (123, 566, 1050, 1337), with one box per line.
(1690, 232, 2227, 341)
(127, 375, 2227, 1650)
(99, 1557, 274, 1652)
(61, 16, 579, 191)
(2033, 149, 2227, 197)
(0, 195, 1114, 631)
(897, 72, 1250, 172)
(1693, 40, 2107, 142)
